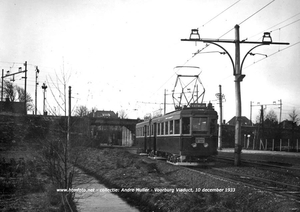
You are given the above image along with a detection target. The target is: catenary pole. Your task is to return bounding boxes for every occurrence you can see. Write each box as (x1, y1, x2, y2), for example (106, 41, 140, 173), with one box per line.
(181, 24, 289, 166)
(234, 25, 242, 166)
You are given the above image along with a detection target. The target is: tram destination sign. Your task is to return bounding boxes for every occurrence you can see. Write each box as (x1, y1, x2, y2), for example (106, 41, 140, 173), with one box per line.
(190, 103, 206, 108)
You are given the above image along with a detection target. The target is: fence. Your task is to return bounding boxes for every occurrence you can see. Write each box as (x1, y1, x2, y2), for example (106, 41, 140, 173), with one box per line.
(243, 135, 299, 152)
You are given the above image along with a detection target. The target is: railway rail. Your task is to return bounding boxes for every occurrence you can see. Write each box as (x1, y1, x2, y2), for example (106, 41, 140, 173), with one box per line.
(187, 164, 300, 203)
(216, 156, 300, 172)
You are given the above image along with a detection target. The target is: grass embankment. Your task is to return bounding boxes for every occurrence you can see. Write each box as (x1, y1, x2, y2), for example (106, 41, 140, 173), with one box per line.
(0, 145, 72, 212)
(77, 147, 299, 212)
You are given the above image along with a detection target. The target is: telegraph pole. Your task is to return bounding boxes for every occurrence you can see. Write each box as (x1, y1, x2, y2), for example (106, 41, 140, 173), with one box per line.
(164, 89, 166, 115)
(278, 99, 282, 123)
(67, 86, 71, 143)
(1, 69, 3, 101)
(42, 83, 47, 115)
(181, 24, 289, 166)
(35, 67, 39, 115)
(23, 61, 27, 114)
(217, 85, 223, 150)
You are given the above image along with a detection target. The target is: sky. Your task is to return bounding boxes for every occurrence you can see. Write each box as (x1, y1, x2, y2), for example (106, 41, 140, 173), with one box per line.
(0, 0, 299, 122)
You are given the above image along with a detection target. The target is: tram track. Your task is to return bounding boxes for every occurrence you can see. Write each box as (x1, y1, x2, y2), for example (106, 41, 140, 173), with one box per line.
(185, 161, 300, 203)
(216, 156, 300, 172)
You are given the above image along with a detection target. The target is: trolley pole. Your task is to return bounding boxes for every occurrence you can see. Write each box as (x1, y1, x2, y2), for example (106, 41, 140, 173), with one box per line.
(181, 24, 289, 166)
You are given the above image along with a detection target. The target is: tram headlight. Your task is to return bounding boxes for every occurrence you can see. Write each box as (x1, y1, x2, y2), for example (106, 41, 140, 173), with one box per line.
(203, 142, 209, 148)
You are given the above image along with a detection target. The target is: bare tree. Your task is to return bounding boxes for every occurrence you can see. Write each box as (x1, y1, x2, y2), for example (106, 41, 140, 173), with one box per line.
(118, 109, 128, 119)
(265, 109, 278, 123)
(289, 108, 300, 126)
(16, 85, 34, 112)
(74, 105, 89, 117)
(46, 64, 71, 116)
(3, 80, 16, 101)
(3, 80, 33, 112)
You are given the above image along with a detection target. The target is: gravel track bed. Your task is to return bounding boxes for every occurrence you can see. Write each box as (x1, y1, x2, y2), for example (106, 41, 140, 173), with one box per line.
(76, 147, 300, 212)
(215, 160, 300, 187)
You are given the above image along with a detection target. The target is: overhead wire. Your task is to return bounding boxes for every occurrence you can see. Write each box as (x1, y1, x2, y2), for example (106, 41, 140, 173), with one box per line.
(151, 0, 244, 99)
(194, 0, 276, 57)
(201, 0, 241, 27)
(238, 0, 275, 25)
(243, 40, 300, 70)
(244, 11, 300, 41)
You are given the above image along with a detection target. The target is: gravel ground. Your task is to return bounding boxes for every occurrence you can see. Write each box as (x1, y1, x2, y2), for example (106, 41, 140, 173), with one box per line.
(76, 147, 300, 212)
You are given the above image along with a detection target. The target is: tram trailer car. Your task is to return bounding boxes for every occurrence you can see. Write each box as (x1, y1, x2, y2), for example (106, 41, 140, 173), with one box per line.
(136, 103, 218, 165)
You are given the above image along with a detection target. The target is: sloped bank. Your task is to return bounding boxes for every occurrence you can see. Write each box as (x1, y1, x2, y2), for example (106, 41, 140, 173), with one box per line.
(76, 147, 299, 212)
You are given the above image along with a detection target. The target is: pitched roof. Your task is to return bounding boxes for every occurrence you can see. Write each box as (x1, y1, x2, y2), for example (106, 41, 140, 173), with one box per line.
(227, 116, 252, 126)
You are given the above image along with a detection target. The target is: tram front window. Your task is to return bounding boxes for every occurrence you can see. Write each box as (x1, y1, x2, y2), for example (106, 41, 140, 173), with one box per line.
(192, 117, 208, 134)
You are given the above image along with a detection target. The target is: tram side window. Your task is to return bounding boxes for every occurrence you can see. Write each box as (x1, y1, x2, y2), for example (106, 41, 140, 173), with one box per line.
(169, 120, 173, 134)
(192, 117, 208, 133)
(161, 123, 164, 135)
(165, 122, 168, 135)
(182, 117, 190, 134)
(147, 125, 150, 136)
(157, 123, 160, 135)
(151, 124, 154, 135)
(174, 119, 180, 134)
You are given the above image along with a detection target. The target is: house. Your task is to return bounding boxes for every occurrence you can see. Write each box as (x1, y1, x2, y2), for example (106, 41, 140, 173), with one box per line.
(89, 110, 118, 118)
(280, 120, 295, 129)
(227, 116, 252, 126)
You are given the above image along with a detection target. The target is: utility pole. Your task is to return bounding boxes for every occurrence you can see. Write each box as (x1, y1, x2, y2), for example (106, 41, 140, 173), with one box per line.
(234, 25, 242, 165)
(2, 63, 28, 114)
(35, 67, 39, 115)
(67, 86, 71, 143)
(250, 101, 282, 125)
(250, 101, 253, 125)
(217, 85, 223, 150)
(260, 105, 264, 145)
(164, 89, 166, 115)
(181, 24, 289, 166)
(278, 99, 282, 123)
(23, 61, 27, 114)
(42, 83, 47, 115)
(1, 69, 3, 101)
